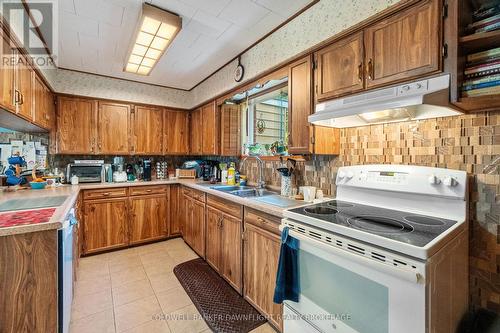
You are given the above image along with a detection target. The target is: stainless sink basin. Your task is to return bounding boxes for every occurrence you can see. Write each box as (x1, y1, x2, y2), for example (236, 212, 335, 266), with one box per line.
(210, 185, 276, 197)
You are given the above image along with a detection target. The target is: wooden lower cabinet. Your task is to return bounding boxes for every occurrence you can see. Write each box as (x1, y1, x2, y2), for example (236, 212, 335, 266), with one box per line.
(244, 221, 283, 331)
(129, 194, 168, 245)
(168, 185, 182, 236)
(206, 206, 222, 271)
(190, 199, 206, 257)
(83, 198, 129, 254)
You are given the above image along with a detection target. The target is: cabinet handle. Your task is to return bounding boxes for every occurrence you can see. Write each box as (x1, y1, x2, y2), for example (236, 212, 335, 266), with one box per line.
(358, 63, 363, 82)
(257, 217, 267, 224)
(146, 189, 152, 193)
(241, 230, 246, 242)
(102, 192, 110, 196)
(14, 90, 19, 104)
(367, 59, 374, 80)
(19, 93, 24, 105)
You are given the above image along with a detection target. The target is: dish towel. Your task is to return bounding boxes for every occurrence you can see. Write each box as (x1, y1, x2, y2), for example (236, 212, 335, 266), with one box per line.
(273, 226, 300, 304)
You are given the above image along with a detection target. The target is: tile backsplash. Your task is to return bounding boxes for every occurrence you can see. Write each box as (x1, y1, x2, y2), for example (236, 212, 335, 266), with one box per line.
(241, 110, 500, 313)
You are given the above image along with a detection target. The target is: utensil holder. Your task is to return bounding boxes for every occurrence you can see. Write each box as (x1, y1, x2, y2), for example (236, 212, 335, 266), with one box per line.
(281, 175, 292, 197)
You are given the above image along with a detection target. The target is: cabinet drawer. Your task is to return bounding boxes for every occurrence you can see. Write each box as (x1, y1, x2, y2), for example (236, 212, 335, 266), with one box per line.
(244, 208, 281, 235)
(83, 188, 128, 200)
(182, 186, 206, 203)
(207, 195, 242, 219)
(129, 185, 168, 196)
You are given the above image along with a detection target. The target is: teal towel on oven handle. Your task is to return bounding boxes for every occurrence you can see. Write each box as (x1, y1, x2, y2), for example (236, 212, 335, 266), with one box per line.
(273, 226, 300, 304)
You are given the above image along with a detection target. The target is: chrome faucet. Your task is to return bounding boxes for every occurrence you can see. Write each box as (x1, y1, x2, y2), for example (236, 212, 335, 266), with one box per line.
(240, 156, 266, 189)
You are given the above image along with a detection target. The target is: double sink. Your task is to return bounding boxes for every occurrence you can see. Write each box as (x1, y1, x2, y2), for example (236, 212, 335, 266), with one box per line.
(209, 185, 299, 208)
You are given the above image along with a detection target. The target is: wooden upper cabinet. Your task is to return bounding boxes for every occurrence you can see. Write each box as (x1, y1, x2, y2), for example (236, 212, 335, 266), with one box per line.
(164, 109, 189, 155)
(190, 108, 203, 155)
(288, 55, 313, 154)
(201, 101, 219, 155)
(15, 54, 34, 121)
(316, 32, 365, 101)
(364, 0, 441, 88)
(133, 105, 163, 155)
(0, 34, 15, 112)
(33, 75, 53, 130)
(57, 97, 97, 154)
(220, 104, 240, 156)
(129, 194, 168, 244)
(97, 101, 131, 155)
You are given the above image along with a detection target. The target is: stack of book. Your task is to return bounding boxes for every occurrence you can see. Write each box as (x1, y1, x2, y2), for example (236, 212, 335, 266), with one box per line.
(462, 47, 500, 97)
(469, 1, 500, 34)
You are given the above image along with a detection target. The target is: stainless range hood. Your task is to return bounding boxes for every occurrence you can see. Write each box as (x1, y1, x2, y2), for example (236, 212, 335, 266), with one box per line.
(309, 74, 462, 128)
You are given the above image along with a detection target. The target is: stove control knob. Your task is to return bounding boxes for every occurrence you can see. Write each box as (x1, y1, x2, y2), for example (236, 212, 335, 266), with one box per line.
(428, 175, 440, 185)
(443, 176, 458, 187)
(346, 172, 354, 179)
(338, 171, 346, 179)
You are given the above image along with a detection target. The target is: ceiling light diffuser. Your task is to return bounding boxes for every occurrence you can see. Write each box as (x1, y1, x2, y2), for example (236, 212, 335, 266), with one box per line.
(124, 3, 182, 76)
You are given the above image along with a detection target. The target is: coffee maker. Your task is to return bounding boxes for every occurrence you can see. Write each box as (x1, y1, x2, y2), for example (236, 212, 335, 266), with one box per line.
(202, 160, 220, 182)
(143, 159, 152, 181)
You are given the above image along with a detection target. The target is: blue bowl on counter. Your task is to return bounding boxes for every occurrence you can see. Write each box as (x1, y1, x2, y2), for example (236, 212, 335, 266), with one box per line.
(29, 181, 47, 190)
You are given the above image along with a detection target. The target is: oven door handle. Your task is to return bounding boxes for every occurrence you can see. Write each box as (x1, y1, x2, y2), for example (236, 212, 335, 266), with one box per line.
(287, 228, 424, 284)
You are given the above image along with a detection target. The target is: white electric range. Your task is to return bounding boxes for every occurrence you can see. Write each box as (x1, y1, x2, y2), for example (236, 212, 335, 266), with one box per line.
(281, 164, 469, 333)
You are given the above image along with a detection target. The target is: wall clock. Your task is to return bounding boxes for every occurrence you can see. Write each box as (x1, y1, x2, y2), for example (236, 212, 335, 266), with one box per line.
(234, 57, 244, 82)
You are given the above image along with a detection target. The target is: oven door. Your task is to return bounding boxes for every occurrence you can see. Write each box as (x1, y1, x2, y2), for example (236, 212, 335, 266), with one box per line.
(284, 229, 426, 333)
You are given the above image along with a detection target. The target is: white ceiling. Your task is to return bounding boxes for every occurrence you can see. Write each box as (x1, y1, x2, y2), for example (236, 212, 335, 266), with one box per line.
(52, 0, 314, 90)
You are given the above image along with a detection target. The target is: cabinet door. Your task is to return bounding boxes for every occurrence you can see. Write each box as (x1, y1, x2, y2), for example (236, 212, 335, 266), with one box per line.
(182, 194, 192, 243)
(0, 34, 15, 112)
(243, 223, 282, 330)
(205, 206, 222, 272)
(201, 101, 218, 155)
(221, 214, 242, 293)
(129, 195, 167, 244)
(169, 185, 182, 236)
(190, 108, 203, 155)
(33, 76, 50, 129)
(16, 54, 34, 121)
(314, 125, 340, 155)
(97, 101, 131, 154)
(220, 104, 240, 156)
(164, 109, 189, 154)
(57, 97, 97, 154)
(133, 106, 163, 155)
(316, 32, 364, 101)
(83, 198, 129, 254)
(288, 56, 313, 154)
(364, 0, 441, 89)
(191, 199, 205, 258)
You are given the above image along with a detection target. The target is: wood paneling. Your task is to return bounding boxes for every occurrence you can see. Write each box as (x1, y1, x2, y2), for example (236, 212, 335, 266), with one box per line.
(97, 101, 131, 154)
(220, 104, 240, 156)
(169, 185, 182, 236)
(364, 0, 441, 88)
(0, 33, 15, 113)
(15, 54, 34, 121)
(83, 198, 129, 254)
(205, 205, 222, 271)
(314, 125, 340, 155)
(288, 55, 313, 154)
(221, 213, 242, 293)
(164, 109, 190, 155)
(315, 32, 365, 101)
(243, 222, 282, 331)
(129, 194, 168, 244)
(190, 108, 203, 155)
(133, 105, 163, 155)
(201, 101, 219, 155)
(0, 230, 57, 333)
(57, 97, 97, 154)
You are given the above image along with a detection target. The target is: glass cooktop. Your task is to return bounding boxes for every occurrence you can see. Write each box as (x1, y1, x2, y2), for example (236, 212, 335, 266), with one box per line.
(288, 200, 458, 247)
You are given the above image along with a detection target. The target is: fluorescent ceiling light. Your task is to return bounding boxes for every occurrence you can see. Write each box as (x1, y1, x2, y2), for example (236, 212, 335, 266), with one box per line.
(124, 3, 181, 76)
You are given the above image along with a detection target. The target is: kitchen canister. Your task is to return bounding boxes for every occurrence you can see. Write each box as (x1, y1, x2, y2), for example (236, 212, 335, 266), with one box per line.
(281, 175, 292, 197)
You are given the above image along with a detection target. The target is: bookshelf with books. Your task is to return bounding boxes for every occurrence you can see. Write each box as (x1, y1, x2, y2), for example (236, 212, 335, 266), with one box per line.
(446, 0, 500, 112)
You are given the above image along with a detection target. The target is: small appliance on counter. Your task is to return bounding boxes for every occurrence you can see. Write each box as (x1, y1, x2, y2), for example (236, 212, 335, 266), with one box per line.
(180, 160, 202, 178)
(143, 159, 152, 181)
(66, 160, 104, 183)
(201, 160, 219, 181)
(126, 163, 135, 181)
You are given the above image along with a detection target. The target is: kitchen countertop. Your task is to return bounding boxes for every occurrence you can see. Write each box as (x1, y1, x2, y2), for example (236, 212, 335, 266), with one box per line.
(0, 179, 308, 237)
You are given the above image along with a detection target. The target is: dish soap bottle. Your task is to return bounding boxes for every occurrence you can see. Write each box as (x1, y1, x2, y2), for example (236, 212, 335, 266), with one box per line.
(227, 162, 236, 185)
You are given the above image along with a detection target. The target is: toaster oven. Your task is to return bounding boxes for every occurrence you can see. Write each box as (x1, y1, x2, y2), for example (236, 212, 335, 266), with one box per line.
(66, 163, 104, 183)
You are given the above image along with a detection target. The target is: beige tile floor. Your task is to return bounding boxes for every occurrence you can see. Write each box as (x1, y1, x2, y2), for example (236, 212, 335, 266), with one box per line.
(70, 238, 277, 333)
